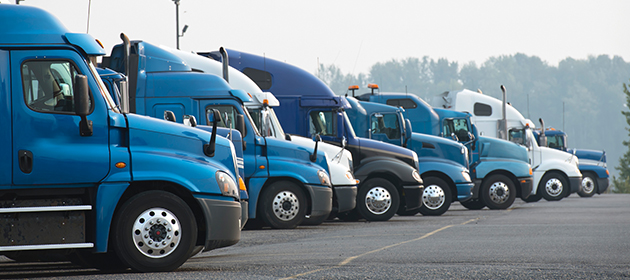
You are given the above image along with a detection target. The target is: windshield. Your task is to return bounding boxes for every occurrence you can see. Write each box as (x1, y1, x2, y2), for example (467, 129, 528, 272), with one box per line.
(342, 111, 357, 138)
(247, 107, 285, 139)
(87, 59, 119, 113)
(509, 127, 537, 148)
(548, 134, 566, 150)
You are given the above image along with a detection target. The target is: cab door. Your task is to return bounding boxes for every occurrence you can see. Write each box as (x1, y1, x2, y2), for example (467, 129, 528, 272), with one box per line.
(369, 112, 402, 146)
(11, 50, 110, 186)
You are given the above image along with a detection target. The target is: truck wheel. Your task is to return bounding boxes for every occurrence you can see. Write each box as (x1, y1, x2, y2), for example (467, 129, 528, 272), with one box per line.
(578, 173, 597, 197)
(259, 181, 306, 229)
(112, 190, 197, 272)
(356, 178, 399, 221)
(418, 177, 452, 216)
(540, 172, 568, 201)
(481, 174, 516, 209)
(459, 199, 485, 210)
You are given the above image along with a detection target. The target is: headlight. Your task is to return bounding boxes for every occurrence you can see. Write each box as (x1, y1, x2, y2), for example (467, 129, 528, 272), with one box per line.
(461, 170, 471, 182)
(412, 152, 419, 169)
(412, 170, 422, 183)
(345, 171, 354, 181)
(216, 171, 239, 199)
(461, 146, 466, 154)
(317, 170, 331, 187)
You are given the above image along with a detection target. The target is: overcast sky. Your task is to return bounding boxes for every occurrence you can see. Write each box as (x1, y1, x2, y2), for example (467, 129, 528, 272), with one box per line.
(12, 0, 630, 75)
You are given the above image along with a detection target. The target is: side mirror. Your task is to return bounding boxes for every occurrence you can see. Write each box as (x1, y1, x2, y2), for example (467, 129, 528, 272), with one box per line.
(164, 110, 176, 122)
(236, 114, 246, 136)
(310, 134, 321, 162)
(183, 115, 197, 127)
(74, 74, 93, 136)
(204, 109, 221, 157)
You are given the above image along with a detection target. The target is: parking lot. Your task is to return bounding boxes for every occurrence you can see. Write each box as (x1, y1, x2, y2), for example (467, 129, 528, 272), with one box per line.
(1, 194, 629, 279)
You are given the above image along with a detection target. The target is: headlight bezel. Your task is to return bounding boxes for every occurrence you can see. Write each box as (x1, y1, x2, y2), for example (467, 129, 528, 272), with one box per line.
(317, 170, 332, 187)
(216, 171, 239, 199)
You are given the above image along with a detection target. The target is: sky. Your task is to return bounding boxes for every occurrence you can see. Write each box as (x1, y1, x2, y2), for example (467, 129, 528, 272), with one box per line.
(9, 0, 630, 76)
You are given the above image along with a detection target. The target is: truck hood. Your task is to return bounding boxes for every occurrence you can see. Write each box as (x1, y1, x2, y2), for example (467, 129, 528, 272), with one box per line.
(569, 148, 606, 163)
(410, 133, 468, 169)
(264, 137, 329, 174)
(477, 136, 528, 163)
(290, 135, 355, 186)
(356, 137, 418, 169)
(125, 113, 237, 179)
(540, 146, 578, 165)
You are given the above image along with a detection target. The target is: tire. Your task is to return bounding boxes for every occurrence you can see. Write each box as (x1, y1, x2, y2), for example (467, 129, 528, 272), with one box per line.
(356, 178, 399, 221)
(540, 172, 568, 201)
(418, 177, 452, 216)
(259, 181, 306, 229)
(480, 174, 516, 209)
(522, 192, 543, 203)
(578, 173, 597, 197)
(112, 190, 197, 272)
(460, 199, 485, 210)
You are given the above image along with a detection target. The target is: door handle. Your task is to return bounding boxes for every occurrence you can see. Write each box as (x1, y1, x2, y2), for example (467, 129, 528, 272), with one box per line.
(18, 150, 33, 174)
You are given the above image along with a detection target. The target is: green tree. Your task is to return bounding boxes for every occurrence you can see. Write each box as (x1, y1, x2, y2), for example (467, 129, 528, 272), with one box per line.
(612, 81, 630, 193)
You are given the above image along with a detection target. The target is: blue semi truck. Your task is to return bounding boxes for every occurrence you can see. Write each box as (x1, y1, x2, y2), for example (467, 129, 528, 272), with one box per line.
(532, 129, 609, 197)
(100, 41, 353, 229)
(202, 50, 425, 221)
(354, 86, 533, 209)
(0, 5, 242, 272)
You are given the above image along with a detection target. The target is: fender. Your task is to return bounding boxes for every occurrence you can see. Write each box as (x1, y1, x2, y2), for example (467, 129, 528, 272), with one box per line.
(354, 156, 419, 185)
(95, 182, 129, 252)
(579, 164, 609, 179)
(266, 156, 329, 186)
(534, 158, 581, 180)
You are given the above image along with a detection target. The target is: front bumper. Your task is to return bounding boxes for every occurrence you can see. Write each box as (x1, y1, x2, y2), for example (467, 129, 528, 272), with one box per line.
(333, 185, 358, 213)
(517, 177, 534, 199)
(456, 182, 475, 202)
(196, 197, 241, 252)
(568, 176, 583, 194)
(597, 177, 610, 194)
(304, 184, 333, 221)
(402, 184, 424, 211)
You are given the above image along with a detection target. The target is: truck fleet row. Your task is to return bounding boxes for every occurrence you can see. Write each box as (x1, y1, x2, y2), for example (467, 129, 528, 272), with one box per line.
(1, 4, 609, 273)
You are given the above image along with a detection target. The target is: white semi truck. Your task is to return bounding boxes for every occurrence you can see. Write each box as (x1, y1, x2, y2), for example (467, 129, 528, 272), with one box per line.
(433, 87, 582, 202)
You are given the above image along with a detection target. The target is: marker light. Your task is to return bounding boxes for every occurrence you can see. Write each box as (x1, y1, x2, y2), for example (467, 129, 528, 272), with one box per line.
(368, 83, 379, 89)
(95, 39, 104, 49)
(115, 162, 126, 168)
(348, 85, 359, 90)
(238, 176, 247, 191)
(263, 99, 269, 106)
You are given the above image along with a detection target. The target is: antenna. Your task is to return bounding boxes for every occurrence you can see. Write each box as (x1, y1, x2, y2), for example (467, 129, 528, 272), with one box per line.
(86, 0, 92, 33)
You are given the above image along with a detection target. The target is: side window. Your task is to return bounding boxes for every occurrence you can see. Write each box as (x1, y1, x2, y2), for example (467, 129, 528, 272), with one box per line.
(308, 110, 336, 136)
(370, 113, 401, 139)
(473, 102, 492, 116)
(443, 118, 470, 141)
(242, 68, 272, 90)
(21, 60, 85, 113)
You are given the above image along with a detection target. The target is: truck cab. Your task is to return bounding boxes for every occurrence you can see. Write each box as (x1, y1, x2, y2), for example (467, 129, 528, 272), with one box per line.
(354, 87, 533, 210)
(343, 96, 474, 216)
(532, 129, 609, 197)
(204, 49, 425, 222)
(102, 41, 340, 229)
(0, 5, 241, 272)
(434, 88, 582, 202)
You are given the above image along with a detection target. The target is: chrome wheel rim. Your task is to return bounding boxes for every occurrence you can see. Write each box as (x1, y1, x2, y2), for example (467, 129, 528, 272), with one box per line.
(365, 186, 392, 215)
(545, 178, 563, 197)
(272, 190, 300, 221)
(489, 181, 510, 204)
(582, 177, 595, 194)
(422, 185, 445, 210)
(133, 207, 181, 259)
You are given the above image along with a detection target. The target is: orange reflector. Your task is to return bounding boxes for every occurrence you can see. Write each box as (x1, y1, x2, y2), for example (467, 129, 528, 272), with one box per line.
(348, 85, 359, 90)
(95, 39, 104, 49)
(238, 176, 247, 191)
(521, 180, 527, 183)
(606, 169, 609, 175)
(259, 165, 265, 169)
(355, 179, 360, 184)
(529, 168, 533, 175)
(368, 83, 379, 89)
(115, 162, 126, 168)
(263, 99, 269, 106)
(247, 92, 252, 98)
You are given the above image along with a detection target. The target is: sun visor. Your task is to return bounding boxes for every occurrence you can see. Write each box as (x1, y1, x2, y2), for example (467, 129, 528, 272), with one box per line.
(65, 33, 106, 56)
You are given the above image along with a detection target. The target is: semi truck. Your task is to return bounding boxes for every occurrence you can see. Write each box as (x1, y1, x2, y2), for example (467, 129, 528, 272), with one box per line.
(532, 129, 609, 197)
(343, 95, 475, 215)
(0, 5, 242, 272)
(101, 41, 355, 228)
(353, 85, 533, 209)
(433, 88, 582, 202)
(203, 49, 427, 221)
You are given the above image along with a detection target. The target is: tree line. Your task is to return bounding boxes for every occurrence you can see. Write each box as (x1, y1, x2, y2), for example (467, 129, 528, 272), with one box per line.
(316, 53, 630, 193)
